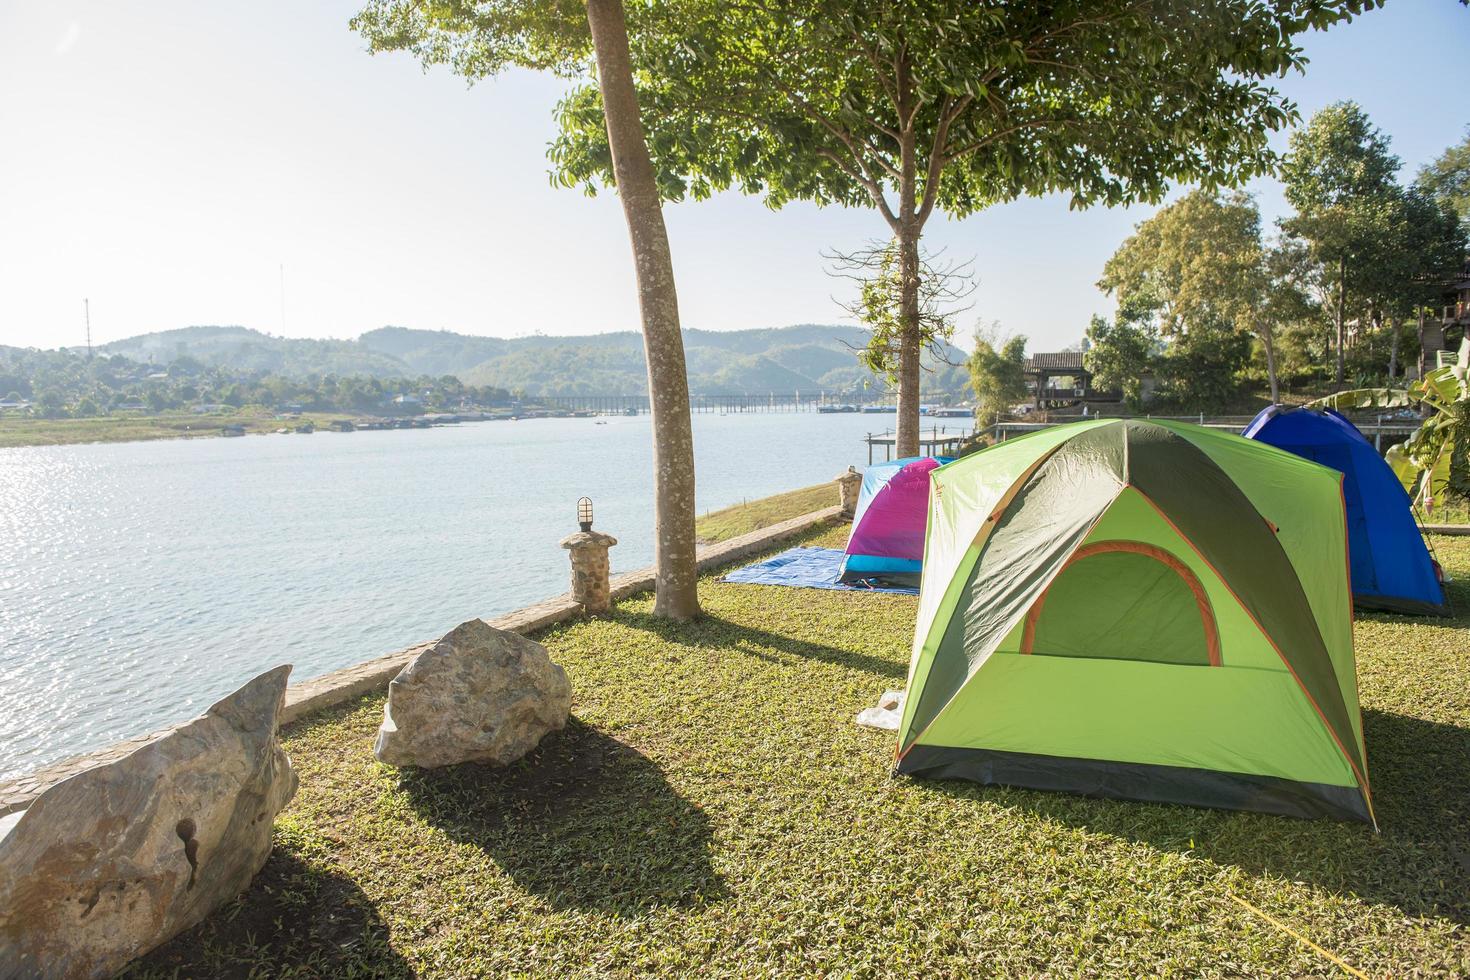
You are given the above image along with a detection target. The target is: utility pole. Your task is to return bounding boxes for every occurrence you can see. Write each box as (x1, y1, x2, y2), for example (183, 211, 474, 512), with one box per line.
(84, 298, 92, 359)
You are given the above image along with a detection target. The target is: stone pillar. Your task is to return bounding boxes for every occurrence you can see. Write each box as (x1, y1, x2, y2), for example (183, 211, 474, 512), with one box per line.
(835, 466, 863, 518)
(559, 529, 618, 615)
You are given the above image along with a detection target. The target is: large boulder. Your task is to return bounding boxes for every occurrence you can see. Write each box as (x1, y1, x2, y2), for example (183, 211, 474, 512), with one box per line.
(374, 619, 571, 769)
(0, 665, 297, 980)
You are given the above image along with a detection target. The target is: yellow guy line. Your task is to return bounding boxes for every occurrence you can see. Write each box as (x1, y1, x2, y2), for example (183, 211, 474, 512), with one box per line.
(1227, 893, 1369, 979)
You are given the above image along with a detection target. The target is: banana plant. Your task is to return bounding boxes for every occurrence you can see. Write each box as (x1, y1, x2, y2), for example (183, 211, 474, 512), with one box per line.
(1310, 336, 1470, 513)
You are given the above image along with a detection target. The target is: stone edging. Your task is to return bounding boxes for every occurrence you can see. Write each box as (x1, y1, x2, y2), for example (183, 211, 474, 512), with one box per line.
(0, 505, 842, 817)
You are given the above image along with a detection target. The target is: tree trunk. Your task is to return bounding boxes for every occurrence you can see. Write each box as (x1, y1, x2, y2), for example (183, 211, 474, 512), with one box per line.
(585, 0, 699, 620)
(1387, 314, 1400, 382)
(893, 69, 921, 459)
(895, 224, 922, 457)
(1417, 306, 1428, 380)
(1334, 258, 1346, 387)
(1261, 324, 1279, 404)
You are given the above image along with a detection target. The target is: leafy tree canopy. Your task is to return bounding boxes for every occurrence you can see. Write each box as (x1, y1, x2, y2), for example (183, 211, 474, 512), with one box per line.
(549, 0, 1380, 220)
(350, 0, 590, 77)
(1280, 101, 1401, 215)
(968, 327, 1027, 426)
(1083, 315, 1154, 412)
(1274, 101, 1455, 384)
(1415, 128, 1470, 235)
(1099, 190, 1266, 338)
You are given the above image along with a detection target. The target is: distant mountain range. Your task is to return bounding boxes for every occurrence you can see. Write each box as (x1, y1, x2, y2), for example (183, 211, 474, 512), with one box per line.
(99, 324, 972, 398)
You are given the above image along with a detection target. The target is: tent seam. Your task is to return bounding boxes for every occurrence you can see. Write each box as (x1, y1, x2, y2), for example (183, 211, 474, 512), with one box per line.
(897, 434, 1088, 755)
(898, 481, 1125, 761)
(1133, 488, 1373, 822)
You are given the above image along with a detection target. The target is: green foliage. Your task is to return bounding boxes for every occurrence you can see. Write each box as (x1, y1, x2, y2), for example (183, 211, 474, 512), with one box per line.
(1277, 103, 1401, 367)
(1092, 104, 1465, 405)
(1100, 191, 1267, 340)
(1279, 102, 1401, 216)
(551, 0, 1374, 443)
(16, 325, 977, 404)
(0, 345, 511, 420)
(103, 326, 423, 378)
(550, 0, 1376, 215)
(849, 250, 907, 383)
(350, 0, 591, 78)
(1083, 315, 1154, 412)
(1414, 127, 1470, 235)
(1155, 328, 1252, 413)
(1098, 190, 1288, 406)
(355, 0, 1376, 445)
(1275, 102, 1465, 383)
(967, 329, 1027, 426)
(1312, 336, 1470, 506)
(35, 388, 67, 419)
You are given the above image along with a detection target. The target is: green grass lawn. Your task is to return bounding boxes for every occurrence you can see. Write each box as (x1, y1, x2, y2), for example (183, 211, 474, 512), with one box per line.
(129, 527, 1470, 978)
(1424, 499, 1470, 526)
(695, 482, 838, 542)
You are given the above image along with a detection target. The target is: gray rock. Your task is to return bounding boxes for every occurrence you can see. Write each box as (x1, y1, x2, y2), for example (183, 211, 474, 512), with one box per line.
(374, 619, 571, 769)
(0, 665, 297, 980)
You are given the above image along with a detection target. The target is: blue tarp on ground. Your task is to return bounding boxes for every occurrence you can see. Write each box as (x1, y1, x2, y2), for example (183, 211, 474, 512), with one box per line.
(722, 547, 919, 594)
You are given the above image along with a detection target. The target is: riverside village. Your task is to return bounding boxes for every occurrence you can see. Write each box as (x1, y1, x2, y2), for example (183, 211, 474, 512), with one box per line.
(1, 2, 1469, 977)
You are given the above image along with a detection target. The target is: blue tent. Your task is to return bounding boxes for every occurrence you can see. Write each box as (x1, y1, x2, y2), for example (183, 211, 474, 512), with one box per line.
(1244, 406, 1447, 616)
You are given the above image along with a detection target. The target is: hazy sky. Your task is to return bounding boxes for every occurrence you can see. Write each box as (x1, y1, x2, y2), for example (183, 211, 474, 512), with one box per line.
(1, 2, 1466, 353)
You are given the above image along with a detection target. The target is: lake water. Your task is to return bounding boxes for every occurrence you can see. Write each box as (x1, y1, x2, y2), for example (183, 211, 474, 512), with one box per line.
(0, 411, 953, 779)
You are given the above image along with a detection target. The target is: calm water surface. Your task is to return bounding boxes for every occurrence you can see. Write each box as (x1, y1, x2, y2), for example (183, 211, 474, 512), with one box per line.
(0, 412, 940, 778)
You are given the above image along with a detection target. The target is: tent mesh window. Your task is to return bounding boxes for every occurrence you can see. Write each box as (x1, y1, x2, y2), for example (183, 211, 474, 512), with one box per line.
(1018, 541, 1221, 667)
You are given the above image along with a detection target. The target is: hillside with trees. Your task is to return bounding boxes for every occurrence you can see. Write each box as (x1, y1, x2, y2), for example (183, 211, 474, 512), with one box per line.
(97, 323, 972, 399)
(0, 344, 512, 421)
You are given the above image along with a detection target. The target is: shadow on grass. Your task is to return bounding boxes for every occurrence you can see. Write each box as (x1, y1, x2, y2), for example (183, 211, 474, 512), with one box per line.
(124, 850, 412, 979)
(919, 708, 1470, 924)
(614, 608, 908, 681)
(396, 717, 726, 917)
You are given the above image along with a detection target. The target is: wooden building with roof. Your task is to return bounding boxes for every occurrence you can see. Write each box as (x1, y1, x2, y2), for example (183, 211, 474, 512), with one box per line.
(1024, 351, 1096, 408)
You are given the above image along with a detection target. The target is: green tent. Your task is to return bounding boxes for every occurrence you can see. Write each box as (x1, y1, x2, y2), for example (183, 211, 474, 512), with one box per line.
(897, 419, 1375, 826)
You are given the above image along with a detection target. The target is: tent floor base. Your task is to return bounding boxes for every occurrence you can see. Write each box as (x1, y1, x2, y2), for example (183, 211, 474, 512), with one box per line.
(896, 744, 1371, 824)
(1354, 592, 1451, 617)
(837, 571, 921, 589)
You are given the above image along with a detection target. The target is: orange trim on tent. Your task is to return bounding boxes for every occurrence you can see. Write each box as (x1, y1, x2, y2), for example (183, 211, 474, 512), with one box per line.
(896, 486, 1123, 763)
(1133, 487, 1375, 826)
(898, 439, 1085, 760)
(1336, 474, 1377, 828)
(1018, 539, 1222, 667)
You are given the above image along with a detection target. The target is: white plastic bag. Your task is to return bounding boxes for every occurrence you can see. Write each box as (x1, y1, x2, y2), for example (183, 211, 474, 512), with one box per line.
(855, 688, 905, 731)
